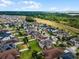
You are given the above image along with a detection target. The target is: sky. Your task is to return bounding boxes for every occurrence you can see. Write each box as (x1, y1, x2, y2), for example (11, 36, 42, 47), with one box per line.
(0, 0, 79, 11)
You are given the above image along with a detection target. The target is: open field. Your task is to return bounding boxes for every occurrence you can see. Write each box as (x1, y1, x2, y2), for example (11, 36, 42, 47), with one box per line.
(35, 18, 79, 35)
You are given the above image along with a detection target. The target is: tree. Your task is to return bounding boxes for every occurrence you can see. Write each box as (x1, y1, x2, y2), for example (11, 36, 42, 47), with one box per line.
(32, 50, 42, 59)
(18, 31, 23, 36)
(16, 27, 20, 31)
(25, 17, 35, 22)
(28, 46, 31, 50)
(23, 36, 29, 44)
(76, 53, 79, 59)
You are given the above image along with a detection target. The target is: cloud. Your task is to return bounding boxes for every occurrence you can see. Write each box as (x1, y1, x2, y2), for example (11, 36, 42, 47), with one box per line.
(62, 8, 72, 11)
(1, 0, 13, 4)
(0, 0, 14, 7)
(0, 4, 7, 7)
(14, 0, 42, 11)
(22, 1, 41, 9)
(0, 0, 42, 11)
(50, 7, 58, 11)
(49, 7, 72, 11)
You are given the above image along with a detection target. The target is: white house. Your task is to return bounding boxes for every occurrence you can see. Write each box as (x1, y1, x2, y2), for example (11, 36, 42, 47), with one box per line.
(51, 36, 58, 44)
(70, 37, 79, 47)
(38, 37, 52, 48)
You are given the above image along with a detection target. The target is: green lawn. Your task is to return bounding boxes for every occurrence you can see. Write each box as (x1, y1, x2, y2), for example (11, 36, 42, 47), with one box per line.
(20, 40, 42, 59)
(0, 22, 42, 59)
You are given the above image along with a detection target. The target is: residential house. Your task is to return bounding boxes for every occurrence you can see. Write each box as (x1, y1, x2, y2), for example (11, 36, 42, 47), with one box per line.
(37, 36, 52, 48)
(70, 37, 79, 47)
(0, 49, 20, 59)
(0, 30, 19, 52)
(53, 30, 70, 39)
(43, 48, 64, 59)
(61, 50, 75, 59)
(51, 36, 58, 44)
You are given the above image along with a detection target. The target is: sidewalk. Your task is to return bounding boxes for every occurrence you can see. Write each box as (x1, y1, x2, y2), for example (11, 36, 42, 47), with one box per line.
(19, 48, 29, 52)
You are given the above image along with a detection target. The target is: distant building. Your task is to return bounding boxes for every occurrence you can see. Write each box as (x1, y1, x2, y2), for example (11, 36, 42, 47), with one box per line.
(53, 30, 70, 39)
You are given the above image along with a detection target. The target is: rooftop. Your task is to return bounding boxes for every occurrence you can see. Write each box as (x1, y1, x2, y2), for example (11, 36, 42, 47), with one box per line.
(0, 30, 11, 40)
(43, 48, 64, 59)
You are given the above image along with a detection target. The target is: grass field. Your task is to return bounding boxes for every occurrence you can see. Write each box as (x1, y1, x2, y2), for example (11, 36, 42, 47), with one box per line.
(20, 40, 42, 59)
(35, 18, 79, 35)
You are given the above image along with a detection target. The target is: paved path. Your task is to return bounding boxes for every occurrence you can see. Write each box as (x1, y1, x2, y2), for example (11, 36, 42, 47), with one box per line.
(19, 48, 29, 52)
(15, 42, 24, 45)
(18, 36, 25, 38)
(37, 51, 42, 54)
(29, 39, 36, 41)
(15, 39, 36, 45)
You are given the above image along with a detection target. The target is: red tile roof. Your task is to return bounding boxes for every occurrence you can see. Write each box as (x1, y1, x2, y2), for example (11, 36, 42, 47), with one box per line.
(43, 48, 64, 59)
(0, 49, 20, 59)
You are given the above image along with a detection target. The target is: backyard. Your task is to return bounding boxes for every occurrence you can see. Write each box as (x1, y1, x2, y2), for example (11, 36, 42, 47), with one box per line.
(20, 40, 42, 59)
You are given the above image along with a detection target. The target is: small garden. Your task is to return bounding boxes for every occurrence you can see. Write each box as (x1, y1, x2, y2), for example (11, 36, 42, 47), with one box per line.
(20, 40, 42, 59)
